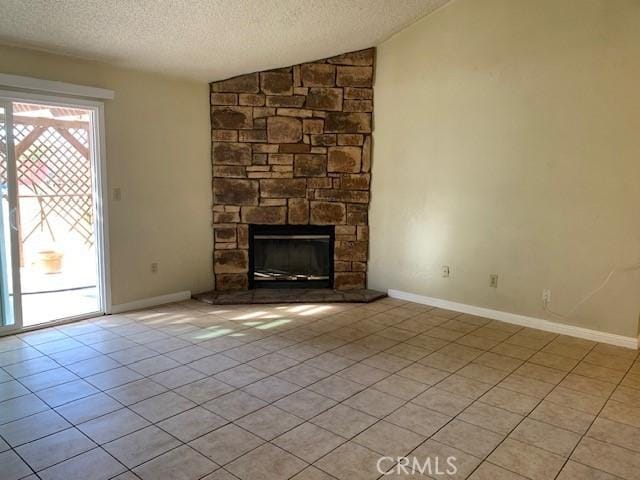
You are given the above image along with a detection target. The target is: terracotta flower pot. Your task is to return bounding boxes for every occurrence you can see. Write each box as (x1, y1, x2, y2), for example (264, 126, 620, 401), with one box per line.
(35, 250, 63, 274)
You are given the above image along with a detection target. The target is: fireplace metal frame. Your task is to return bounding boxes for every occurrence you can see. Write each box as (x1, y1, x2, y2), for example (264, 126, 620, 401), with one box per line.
(248, 224, 335, 289)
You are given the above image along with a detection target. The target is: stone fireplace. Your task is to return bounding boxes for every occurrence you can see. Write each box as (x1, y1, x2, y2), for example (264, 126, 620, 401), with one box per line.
(211, 48, 374, 291)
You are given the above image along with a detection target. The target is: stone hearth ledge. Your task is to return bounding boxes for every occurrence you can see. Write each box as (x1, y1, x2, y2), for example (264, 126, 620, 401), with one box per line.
(193, 288, 386, 305)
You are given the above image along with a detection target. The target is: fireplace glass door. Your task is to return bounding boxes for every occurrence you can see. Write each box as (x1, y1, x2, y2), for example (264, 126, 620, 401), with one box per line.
(250, 225, 334, 288)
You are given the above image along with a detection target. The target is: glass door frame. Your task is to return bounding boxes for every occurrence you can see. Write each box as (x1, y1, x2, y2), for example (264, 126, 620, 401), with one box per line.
(0, 99, 23, 330)
(0, 90, 111, 334)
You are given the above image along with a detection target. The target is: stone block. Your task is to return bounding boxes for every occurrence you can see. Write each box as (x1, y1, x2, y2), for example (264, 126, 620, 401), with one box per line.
(271, 165, 293, 173)
(216, 273, 249, 291)
(253, 144, 279, 153)
(303, 119, 324, 134)
(362, 136, 372, 172)
(337, 134, 363, 146)
(237, 225, 249, 248)
(301, 63, 336, 87)
(214, 226, 236, 242)
(328, 146, 362, 173)
(324, 113, 371, 133)
(267, 117, 302, 143)
(334, 272, 366, 290)
(308, 177, 332, 189)
(335, 241, 367, 261)
(212, 130, 238, 142)
(214, 249, 248, 273)
(266, 96, 306, 108)
(315, 188, 369, 203)
(306, 88, 343, 111)
(334, 261, 351, 272)
(344, 100, 373, 112)
(357, 225, 369, 241)
(336, 66, 373, 87)
(336, 233, 356, 242)
(213, 142, 252, 165)
(253, 107, 277, 118)
(213, 178, 259, 205)
(344, 87, 373, 100)
(327, 48, 375, 66)
(211, 93, 237, 105)
(279, 144, 310, 153)
(212, 106, 253, 129)
(254, 118, 266, 129)
(213, 165, 245, 178)
(335, 225, 356, 235)
(277, 108, 314, 118)
(239, 93, 265, 106)
(310, 201, 346, 225)
(261, 71, 293, 95)
(238, 130, 267, 143)
(211, 73, 259, 93)
(288, 198, 309, 224)
(310, 134, 336, 147)
(253, 153, 268, 165)
(340, 174, 370, 190)
(294, 154, 327, 177)
(347, 204, 368, 225)
(352, 262, 367, 272)
(260, 198, 287, 206)
(260, 178, 307, 198)
(215, 242, 237, 250)
(214, 211, 240, 223)
(268, 154, 293, 165)
(293, 65, 301, 86)
(241, 206, 287, 224)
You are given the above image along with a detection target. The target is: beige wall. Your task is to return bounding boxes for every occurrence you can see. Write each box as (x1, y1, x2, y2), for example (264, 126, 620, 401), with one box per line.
(0, 44, 213, 306)
(370, 0, 640, 337)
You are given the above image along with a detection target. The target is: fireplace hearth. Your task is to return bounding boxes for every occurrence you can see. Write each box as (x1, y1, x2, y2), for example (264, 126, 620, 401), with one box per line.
(249, 225, 334, 288)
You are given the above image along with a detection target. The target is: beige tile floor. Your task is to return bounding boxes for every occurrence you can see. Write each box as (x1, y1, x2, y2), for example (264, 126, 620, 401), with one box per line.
(0, 298, 639, 480)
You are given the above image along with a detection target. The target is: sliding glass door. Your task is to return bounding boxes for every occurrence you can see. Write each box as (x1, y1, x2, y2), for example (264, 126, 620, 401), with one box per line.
(0, 95, 106, 332)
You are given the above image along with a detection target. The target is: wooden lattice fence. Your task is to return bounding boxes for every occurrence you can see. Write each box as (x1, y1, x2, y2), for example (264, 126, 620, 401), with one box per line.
(0, 107, 94, 248)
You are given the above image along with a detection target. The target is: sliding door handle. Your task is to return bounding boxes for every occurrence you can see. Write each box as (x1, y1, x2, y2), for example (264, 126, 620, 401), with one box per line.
(9, 208, 17, 231)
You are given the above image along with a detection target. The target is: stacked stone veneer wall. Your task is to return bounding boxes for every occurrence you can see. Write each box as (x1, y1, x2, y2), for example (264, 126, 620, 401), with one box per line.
(210, 48, 374, 291)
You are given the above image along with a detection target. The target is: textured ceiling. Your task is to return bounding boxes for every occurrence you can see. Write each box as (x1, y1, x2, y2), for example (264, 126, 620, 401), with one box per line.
(0, 0, 448, 82)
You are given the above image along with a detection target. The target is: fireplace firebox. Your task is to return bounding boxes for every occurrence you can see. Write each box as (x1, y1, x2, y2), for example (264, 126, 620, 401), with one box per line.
(248, 225, 335, 289)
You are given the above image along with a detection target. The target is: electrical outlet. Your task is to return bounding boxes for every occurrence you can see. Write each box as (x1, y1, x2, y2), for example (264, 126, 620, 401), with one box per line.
(489, 274, 498, 288)
(112, 188, 121, 201)
(542, 289, 551, 307)
(441, 265, 450, 278)
(151, 262, 159, 274)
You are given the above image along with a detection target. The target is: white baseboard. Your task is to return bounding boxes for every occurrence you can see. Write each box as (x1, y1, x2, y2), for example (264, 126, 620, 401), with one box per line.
(388, 289, 638, 350)
(110, 291, 192, 314)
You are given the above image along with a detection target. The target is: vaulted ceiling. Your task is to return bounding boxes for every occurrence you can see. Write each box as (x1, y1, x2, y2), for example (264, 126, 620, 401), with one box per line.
(0, 0, 449, 82)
